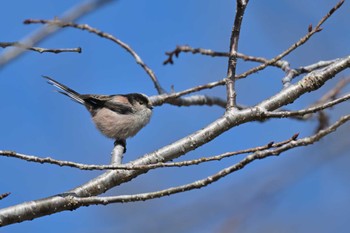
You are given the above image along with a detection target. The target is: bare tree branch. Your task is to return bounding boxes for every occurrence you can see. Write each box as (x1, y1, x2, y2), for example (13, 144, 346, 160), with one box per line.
(315, 77, 350, 105)
(167, 95, 226, 108)
(163, 45, 289, 69)
(111, 141, 125, 165)
(0, 42, 82, 54)
(0, 134, 297, 171)
(264, 93, 350, 118)
(163, 45, 288, 70)
(226, 0, 250, 109)
(163, 45, 231, 65)
(150, 80, 225, 107)
(283, 77, 350, 125)
(282, 58, 342, 85)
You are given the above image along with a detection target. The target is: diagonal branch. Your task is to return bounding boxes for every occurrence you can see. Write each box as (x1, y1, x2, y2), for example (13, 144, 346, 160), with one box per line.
(150, 80, 225, 106)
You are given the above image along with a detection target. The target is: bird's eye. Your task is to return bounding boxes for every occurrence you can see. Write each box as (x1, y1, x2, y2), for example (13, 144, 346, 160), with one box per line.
(139, 100, 149, 106)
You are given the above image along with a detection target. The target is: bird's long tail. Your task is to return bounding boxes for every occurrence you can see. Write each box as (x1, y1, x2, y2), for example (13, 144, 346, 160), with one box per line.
(42, 76, 85, 105)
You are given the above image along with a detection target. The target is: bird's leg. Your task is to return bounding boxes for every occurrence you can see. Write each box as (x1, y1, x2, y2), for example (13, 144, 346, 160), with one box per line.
(114, 139, 126, 153)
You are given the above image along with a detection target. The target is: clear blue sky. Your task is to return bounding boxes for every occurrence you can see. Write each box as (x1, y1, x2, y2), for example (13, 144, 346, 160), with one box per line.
(1, 0, 350, 232)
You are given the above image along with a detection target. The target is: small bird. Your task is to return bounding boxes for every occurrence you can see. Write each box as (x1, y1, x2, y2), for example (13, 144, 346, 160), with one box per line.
(43, 76, 153, 150)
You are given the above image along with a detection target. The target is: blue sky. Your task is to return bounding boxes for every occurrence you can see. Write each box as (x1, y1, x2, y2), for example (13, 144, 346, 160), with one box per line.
(1, 0, 350, 232)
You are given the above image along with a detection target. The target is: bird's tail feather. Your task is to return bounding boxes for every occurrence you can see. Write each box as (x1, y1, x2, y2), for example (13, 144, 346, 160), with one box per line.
(42, 75, 84, 105)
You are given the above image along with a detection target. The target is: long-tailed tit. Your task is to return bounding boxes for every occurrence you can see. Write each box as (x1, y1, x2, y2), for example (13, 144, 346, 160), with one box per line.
(43, 76, 152, 149)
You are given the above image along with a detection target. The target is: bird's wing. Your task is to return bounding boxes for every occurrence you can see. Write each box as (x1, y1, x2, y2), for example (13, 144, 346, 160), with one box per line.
(104, 101, 134, 114)
(82, 95, 134, 114)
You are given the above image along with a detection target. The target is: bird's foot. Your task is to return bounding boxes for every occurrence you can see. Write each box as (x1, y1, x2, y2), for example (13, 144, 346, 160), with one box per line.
(114, 139, 126, 153)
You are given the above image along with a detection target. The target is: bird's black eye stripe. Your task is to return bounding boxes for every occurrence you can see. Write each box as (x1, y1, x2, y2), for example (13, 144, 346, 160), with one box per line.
(138, 100, 146, 105)
(125, 93, 149, 106)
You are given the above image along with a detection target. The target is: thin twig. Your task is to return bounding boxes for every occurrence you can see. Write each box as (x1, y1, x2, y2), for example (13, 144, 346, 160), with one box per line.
(264, 93, 350, 118)
(282, 58, 342, 86)
(0, 134, 297, 171)
(0, 42, 81, 54)
(24, 19, 165, 94)
(313, 77, 350, 130)
(275, 77, 350, 123)
(315, 77, 350, 105)
(226, 0, 250, 109)
(150, 80, 225, 106)
(163, 45, 229, 65)
(310, 77, 350, 130)
(163, 45, 288, 70)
